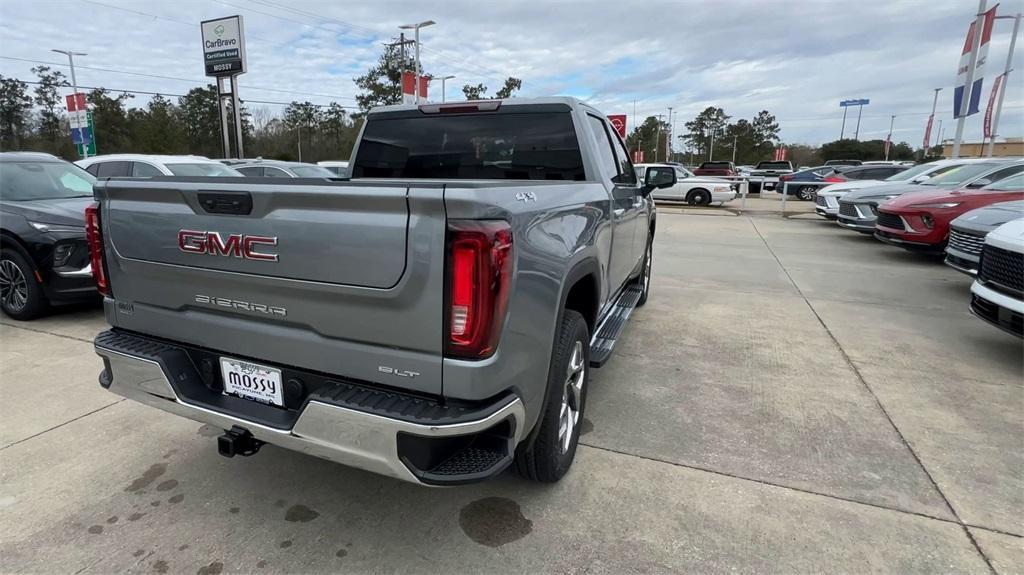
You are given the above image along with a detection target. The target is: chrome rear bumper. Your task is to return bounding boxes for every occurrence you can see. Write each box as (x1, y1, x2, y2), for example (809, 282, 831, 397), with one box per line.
(95, 342, 525, 485)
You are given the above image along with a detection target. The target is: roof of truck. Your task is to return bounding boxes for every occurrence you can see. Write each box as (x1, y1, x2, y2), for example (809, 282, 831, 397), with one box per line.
(368, 96, 584, 114)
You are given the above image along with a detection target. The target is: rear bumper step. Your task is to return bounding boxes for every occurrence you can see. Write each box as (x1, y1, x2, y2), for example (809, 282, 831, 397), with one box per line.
(95, 330, 524, 485)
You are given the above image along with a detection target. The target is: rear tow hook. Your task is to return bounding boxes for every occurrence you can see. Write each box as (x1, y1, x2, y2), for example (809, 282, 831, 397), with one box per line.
(217, 426, 265, 458)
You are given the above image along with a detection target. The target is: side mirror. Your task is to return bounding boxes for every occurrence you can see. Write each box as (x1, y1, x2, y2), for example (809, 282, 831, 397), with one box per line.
(644, 166, 677, 191)
(967, 178, 992, 188)
(912, 175, 931, 183)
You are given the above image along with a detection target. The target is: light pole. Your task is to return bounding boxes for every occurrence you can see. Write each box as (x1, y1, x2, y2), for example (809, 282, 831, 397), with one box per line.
(666, 107, 673, 161)
(439, 75, 455, 103)
(399, 20, 435, 104)
(51, 48, 87, 158)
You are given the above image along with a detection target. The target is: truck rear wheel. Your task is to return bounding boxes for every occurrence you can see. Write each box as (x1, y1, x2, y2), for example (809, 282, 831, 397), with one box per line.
(515, 309, 589, 482)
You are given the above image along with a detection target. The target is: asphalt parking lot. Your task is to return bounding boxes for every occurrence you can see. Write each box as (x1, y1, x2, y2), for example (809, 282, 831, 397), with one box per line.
(1, 202, 1021, 574)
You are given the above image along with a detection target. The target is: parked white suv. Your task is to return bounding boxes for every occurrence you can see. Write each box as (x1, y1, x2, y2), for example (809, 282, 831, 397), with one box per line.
(970, 218, 1024, 338)
(76, 154, 242, 178)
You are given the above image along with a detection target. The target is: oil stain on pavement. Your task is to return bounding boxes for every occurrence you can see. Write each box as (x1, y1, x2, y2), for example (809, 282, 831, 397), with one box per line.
(125, 463, 167, 492)
(156, 479, 178, 492)
(284, 504, 319, 523)
(458, 497, 533, 547)
(196, 561, 223, 575)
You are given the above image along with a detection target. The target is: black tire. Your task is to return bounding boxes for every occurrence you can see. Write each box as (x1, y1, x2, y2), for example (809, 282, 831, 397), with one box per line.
(797, 186, 816, 201)
(687, 189, 711, 206)
(514, 309, 589, 483)
(636, 234, 652, 307)
(0, 249, 47, 320)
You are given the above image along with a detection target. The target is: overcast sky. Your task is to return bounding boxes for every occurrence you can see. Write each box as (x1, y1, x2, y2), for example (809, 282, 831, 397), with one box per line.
(0, 0, 1020, 147)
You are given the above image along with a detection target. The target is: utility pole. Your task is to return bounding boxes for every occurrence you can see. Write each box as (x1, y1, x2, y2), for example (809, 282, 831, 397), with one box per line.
(987, 12, 1021, 157)
(953, 0, 988, 158)
(51, 49, 87, 159)
(709, 125, 716, 161)
(399, 21, 435, 104)
(732, 134, 738, 163)
(885, 115, 895, 160)
(438, 75, 455, 102)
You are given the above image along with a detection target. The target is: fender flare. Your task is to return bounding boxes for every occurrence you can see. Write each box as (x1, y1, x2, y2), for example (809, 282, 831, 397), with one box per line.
(519, 256, 601, 451)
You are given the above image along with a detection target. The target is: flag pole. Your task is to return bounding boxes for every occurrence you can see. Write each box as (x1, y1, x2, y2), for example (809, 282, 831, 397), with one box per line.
(987, 12, 1020, 157)
(953, 0, 988, 159)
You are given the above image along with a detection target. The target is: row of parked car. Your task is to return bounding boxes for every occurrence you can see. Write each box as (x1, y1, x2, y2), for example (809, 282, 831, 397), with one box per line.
(0, 152, 348, 320)
(74, 154, 350, 179)
(813, 157, 1024, 338)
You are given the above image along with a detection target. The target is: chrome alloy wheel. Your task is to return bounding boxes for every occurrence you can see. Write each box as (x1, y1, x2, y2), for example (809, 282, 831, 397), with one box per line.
(558, 340, 585, 454)
(0, 259, 28, 312)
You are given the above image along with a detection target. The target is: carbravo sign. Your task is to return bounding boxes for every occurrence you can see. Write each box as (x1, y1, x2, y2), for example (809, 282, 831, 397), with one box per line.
(201, 15, 246, 77)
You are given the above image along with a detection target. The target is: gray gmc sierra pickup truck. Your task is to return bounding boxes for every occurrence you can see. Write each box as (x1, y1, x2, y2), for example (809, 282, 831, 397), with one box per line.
(89, 97, 671, 486)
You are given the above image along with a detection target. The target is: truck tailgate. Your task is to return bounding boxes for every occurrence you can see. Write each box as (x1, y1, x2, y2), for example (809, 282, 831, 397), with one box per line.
(96, 178, 446, 395)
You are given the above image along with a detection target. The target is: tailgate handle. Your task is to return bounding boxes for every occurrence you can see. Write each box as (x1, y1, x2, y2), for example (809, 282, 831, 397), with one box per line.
(198, 192, 253, 215)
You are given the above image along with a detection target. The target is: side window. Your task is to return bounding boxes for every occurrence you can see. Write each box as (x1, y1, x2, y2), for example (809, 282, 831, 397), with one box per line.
(610, 132, 637, 185)
(586, 115, 620, 182)
(237, 167, 264, 177)
(131, 162, 163, 177)
(85, 163, 100, 176)
(95, 161, 129, 178)
(983, 165, 1024, 184)
(264, 167, 290, 178)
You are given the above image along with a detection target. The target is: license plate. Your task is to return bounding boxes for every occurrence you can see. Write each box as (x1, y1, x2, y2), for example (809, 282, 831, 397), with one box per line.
(220, 357, 283, 407)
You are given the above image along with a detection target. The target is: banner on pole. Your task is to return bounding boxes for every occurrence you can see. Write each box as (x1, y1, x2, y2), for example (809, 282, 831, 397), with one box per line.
(884, 135, 891, 157)
(923, 115, 934, 149)
(983, 73, 1004, 138)
(607, 115, 627, 138)
(401, 72, 429, 104)
(632, 150, 644, 163)
(65, 92, 92, 146)
(954, 6, 997, 118)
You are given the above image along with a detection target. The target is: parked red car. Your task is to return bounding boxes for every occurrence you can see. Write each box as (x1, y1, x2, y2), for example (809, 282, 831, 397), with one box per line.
(874, 172, 1024, 254)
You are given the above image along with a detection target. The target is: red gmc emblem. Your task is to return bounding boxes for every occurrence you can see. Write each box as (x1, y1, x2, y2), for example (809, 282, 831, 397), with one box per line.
(178, 230, 278, 262)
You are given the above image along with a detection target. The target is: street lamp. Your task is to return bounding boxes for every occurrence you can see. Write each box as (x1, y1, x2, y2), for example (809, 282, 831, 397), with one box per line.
(438, 75, 455, 103)
(52, 49, 87, 158)
(399, 20, 435, 104)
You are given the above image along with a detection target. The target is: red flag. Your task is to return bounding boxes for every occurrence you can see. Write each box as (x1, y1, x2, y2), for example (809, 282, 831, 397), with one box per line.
(401, 72, 429, 103)
(65, 92, 86, 112)
(984, 73, 1004, 138)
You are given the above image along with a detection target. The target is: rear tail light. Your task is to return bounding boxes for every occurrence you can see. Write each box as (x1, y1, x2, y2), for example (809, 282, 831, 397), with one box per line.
(824, 175, 847, 182)
(779, 174, 794, 182)
(446, 220, 513, 359)
(84, 203, 110, 296)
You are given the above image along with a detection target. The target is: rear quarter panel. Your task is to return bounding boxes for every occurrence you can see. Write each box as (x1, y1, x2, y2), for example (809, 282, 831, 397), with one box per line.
(442, 180, 611, 431)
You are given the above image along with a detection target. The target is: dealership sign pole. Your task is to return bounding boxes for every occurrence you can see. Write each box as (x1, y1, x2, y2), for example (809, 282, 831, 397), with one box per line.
(201, 15, 247, 158)
(839, 99, 869, 140)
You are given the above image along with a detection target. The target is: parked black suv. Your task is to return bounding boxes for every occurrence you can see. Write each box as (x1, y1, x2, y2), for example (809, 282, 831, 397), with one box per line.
(0, 152, 98, 319)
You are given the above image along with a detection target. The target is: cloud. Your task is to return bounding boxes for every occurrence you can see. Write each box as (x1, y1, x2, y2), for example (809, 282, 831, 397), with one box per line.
(0, 0, 1019, 146)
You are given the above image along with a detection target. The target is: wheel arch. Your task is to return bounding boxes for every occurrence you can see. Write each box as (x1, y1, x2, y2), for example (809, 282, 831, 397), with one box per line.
(519, 257, 600, 452)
